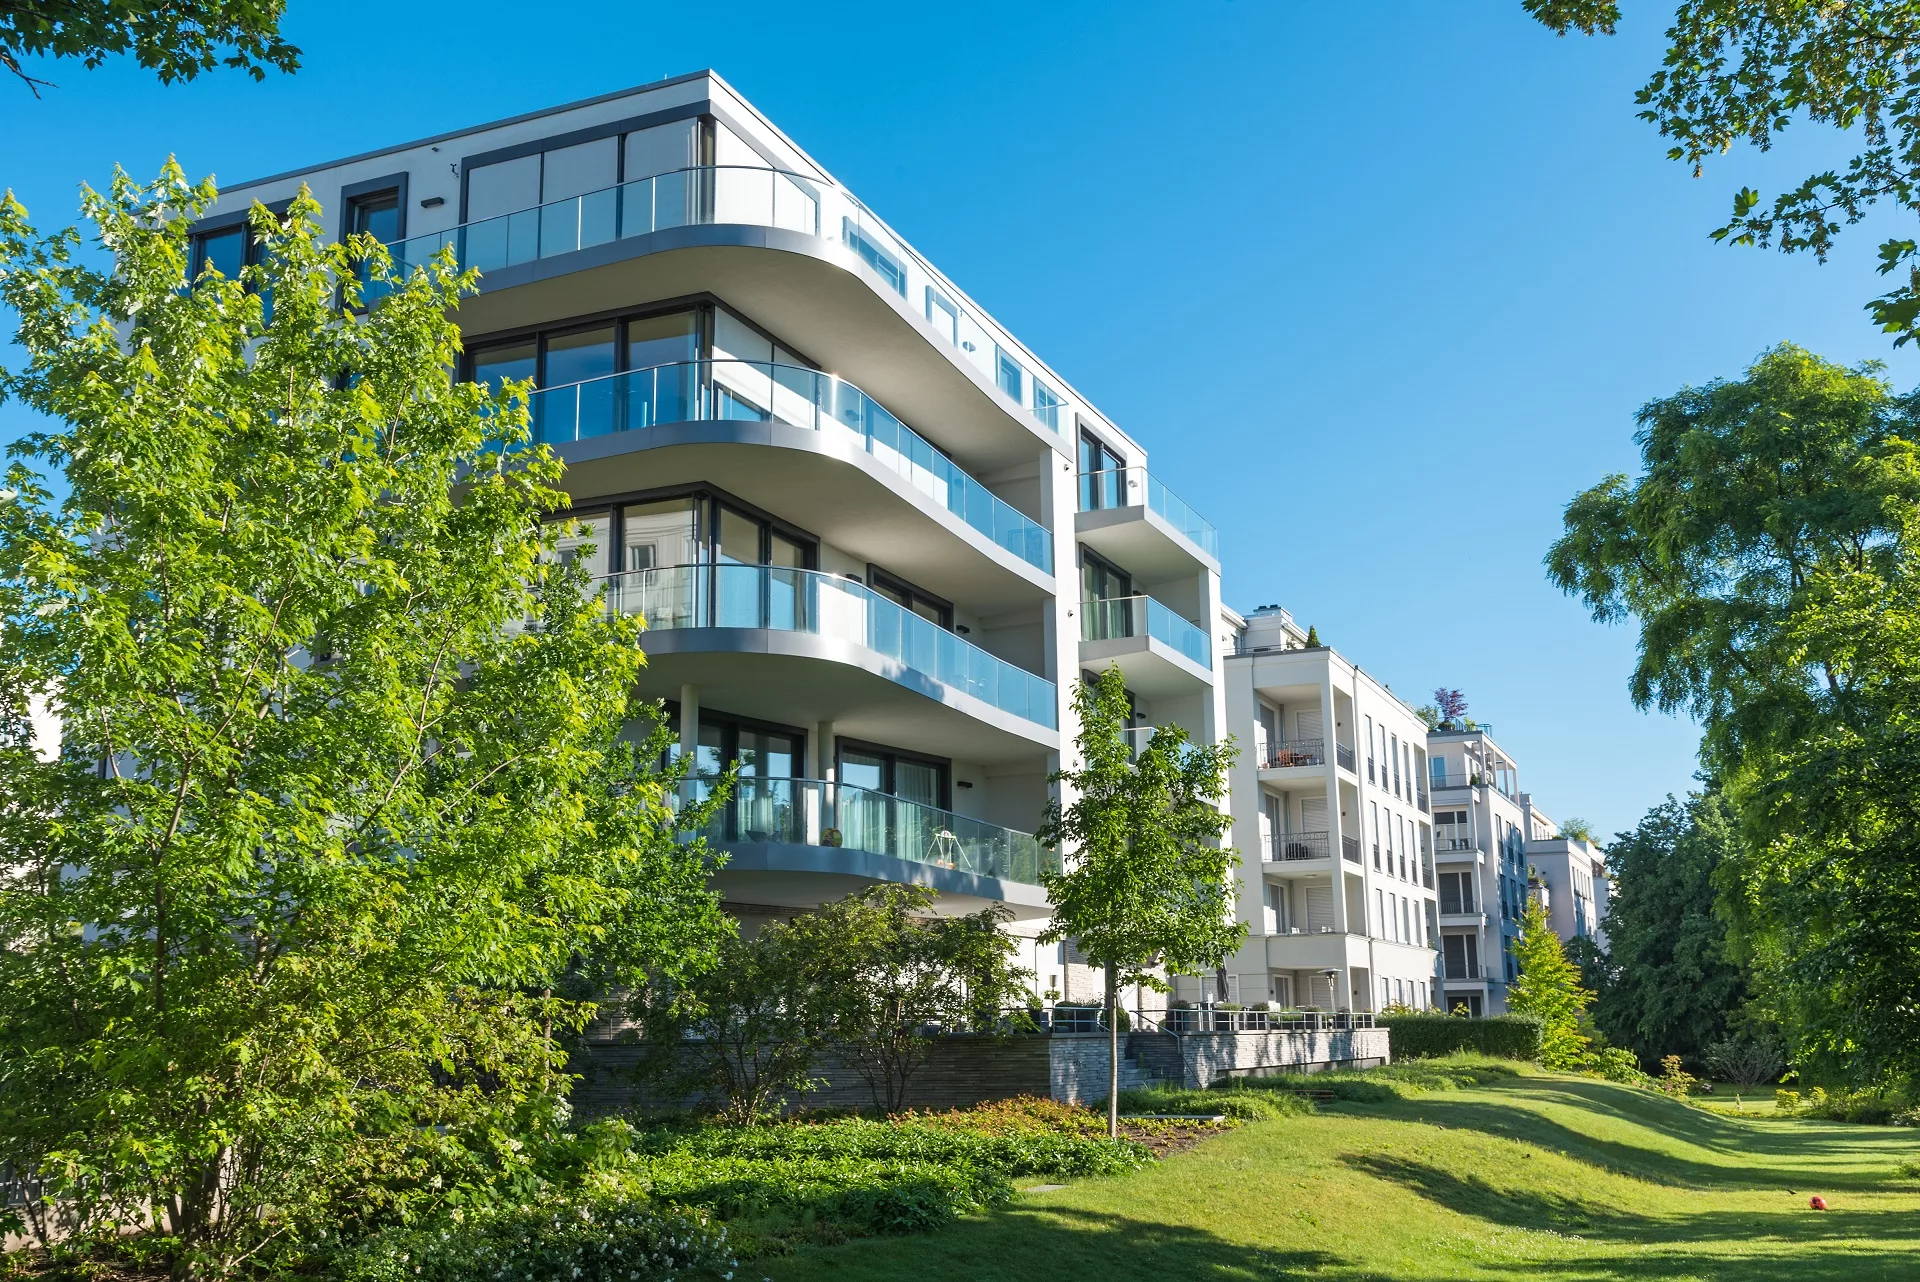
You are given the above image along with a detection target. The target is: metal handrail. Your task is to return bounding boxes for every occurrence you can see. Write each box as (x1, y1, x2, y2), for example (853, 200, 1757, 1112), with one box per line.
(593, 564, 1056, 728)
(524, 358, 1051, 573)
(1266, 829, 1331, 862)
(1075, 467, 1219, 558)
(1260, 737, 1324, 769)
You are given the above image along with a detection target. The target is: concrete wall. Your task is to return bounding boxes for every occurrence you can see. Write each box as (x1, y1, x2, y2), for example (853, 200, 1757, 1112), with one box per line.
(1181, 1027, 1391, 1089)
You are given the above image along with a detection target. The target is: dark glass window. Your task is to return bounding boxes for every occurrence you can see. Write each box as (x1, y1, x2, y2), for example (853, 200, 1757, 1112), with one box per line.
(189, 226, 248, 281)
(838, 741, 948, 808)
(869, 570, 950, 628)
(1078, 432, 1127, 509)
(347, 191, 401, 244)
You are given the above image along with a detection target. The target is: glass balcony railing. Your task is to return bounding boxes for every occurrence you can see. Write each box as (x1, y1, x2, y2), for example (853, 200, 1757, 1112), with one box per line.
(678, 776, 1057, 887)
(379, 164, 1072, 436)
(528, 360, 1051, 573)
(601, 564, 1056, 729)
(1076, 468, 1219, 560)
(1080, 595, 1212, 667)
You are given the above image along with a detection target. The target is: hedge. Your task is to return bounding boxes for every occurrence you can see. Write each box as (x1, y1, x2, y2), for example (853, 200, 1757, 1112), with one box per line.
(1380, 1013, 1543, 1060)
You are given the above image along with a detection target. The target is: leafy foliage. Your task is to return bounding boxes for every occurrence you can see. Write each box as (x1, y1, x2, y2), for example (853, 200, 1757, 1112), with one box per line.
(1, 0, 298, 95)
(1037, 666, 1243, 1134)
(0, 168, 728, 1270)
(1509, 899, 1596, 1069)
(781, 885, 1030, 1114)
(633, 921, 828, 1125)
(1547, 342, 1920, 1087)
(1584, 792, 1746, 1065)
(330, 1193, 737, 1282)
(1527, 1, 1920, 345)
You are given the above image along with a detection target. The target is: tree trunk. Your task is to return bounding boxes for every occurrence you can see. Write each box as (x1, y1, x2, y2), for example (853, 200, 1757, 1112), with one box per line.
(1105, 963, 1119, 1139)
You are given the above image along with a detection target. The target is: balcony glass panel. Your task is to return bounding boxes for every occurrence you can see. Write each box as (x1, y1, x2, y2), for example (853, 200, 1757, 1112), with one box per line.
(383, 165, 1073, 442)
(678, 777, 1057, 885)
(1074, 467, 1218, 560)
(603, 564, 1056, 729)
(1080, 594, 1211, 667)
(526, 360, 1052, 574)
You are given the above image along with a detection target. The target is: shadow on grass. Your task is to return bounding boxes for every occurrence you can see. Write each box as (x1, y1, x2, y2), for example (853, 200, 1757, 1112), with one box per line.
(1344, 1150, 1920, 1280)
(1337, 1076, 1919, 1192)
(763, 1203, 1392, 1281)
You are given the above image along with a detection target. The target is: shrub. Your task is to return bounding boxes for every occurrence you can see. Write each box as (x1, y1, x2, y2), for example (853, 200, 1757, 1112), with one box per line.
(330, 1192, 737, 1282)
(1775, 1088, 1802, 1113)
(1593, 1047, 1650, 1084)
(1655, 1055, 1699, 1097)
(1116, 1085, 1310, 1122)
(1380, 1014, 1544, 1060)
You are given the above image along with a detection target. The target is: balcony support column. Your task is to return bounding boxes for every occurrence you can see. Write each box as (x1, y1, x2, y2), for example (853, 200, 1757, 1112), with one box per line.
(678, 683, 700, 760)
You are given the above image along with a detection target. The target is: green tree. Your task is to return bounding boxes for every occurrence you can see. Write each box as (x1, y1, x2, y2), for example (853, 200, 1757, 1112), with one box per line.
(786, 884, 1030, 1113)
(1587, 793, 1745, 1066)
(632, 922, 827, 1125)
(1526, 0, 1920, 346)
(0, 167, 728, 1271)
(1037, 666, 1244, 1137)
(2, 0, 297, 95)
(1557, 816, 1596, 843)
(1720, 528, 1920, 1084)
(1509, 898, 1596, 1069)
(1545, 344, 1920, 769)
(1546, 342, 1920, 1084)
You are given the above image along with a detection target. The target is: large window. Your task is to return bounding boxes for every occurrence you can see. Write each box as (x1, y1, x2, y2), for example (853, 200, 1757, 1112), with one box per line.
(869, 569, 951, 629)
(1442, 933, 1479, 980)
(347, 189, 401, 244)
(837, 740, 948, 809)
(1079, 431, 1127, 510)
(465, 306, 704, 438)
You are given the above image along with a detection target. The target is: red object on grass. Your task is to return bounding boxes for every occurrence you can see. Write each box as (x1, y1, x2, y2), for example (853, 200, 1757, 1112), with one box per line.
(1809, 1196, 1828, 1210)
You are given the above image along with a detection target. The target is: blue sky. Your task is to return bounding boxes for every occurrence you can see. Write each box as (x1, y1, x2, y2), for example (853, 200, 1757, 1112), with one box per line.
(0, 1, 1904, 840)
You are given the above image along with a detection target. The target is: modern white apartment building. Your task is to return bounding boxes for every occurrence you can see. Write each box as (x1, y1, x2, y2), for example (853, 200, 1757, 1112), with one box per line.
(1427, 726, 1534, 1015)
(1521, 798, 1610, 951)
(199, 71, 1226, 990)
(1212, 606, 1441, 1014)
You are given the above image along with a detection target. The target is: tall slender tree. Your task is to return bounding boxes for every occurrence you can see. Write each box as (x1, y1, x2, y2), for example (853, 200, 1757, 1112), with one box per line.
(1037, 667, 1243, 1137)
(1509, 898, 1596, 1069)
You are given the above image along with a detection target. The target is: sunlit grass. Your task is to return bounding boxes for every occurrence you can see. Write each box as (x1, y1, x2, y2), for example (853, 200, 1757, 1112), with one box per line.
(762, 1061, 1920, 1280)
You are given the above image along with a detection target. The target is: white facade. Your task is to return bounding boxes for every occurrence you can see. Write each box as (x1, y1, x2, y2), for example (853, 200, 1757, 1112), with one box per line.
(1211, 606, 1441, 1015)
(1521, 797, 1610, 952)
(1427, 727, 1533, 1015)
(202, 71, 1225, 996)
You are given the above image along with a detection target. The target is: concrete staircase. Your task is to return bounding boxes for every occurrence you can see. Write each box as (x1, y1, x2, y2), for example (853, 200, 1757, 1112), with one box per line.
(1121, 1028, 1186, 1090)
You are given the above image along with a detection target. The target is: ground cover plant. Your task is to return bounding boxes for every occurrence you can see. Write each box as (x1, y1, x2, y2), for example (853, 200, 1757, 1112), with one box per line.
(760, 1062, 1920, 1281)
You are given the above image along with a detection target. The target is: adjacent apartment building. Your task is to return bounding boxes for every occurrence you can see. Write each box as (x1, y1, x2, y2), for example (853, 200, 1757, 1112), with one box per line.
(200, 70, 1226, 994)
(1215, 606, 1442, 1014)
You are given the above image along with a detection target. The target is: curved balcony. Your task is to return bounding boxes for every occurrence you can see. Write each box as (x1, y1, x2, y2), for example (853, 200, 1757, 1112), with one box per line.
(529, 360, 1050, 574)
(604, 564, 1055, 732)
(680, 777, 1055, 915)
(385, 165, 1072, 442)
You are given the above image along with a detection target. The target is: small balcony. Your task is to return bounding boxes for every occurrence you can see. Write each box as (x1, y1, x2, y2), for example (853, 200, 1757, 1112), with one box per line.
(1265, 829, 1331, 863)
(1074, 467, 1220, 575)
(1079, 594, 1213, 693)
(1342, 835, 1363, 864)
(526, 359, 1051, 575)
(1336, 742, 1357, 773)
(1435, 832, 1480, 855)
(682, 776, 1058, 914)
(603, 564, 1056, 730)
(1259, 738, 1324, 770)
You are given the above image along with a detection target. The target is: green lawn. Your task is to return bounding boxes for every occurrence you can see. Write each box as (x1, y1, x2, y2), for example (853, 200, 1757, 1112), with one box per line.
(761, 1066, 1920, 1281)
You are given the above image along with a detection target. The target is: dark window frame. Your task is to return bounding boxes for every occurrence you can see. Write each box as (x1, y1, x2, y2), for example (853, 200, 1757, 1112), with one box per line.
(866, 565, 953, 630)
(338, 172, 410, 245)
(834, 736, 952, 811)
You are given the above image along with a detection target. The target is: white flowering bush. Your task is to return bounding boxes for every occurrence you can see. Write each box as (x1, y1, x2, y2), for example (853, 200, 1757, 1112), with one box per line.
(331, 1192, 737, 1282)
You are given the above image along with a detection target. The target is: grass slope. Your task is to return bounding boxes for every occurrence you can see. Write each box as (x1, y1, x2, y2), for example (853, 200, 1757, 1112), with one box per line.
(762, 1065, 1920, 1281)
